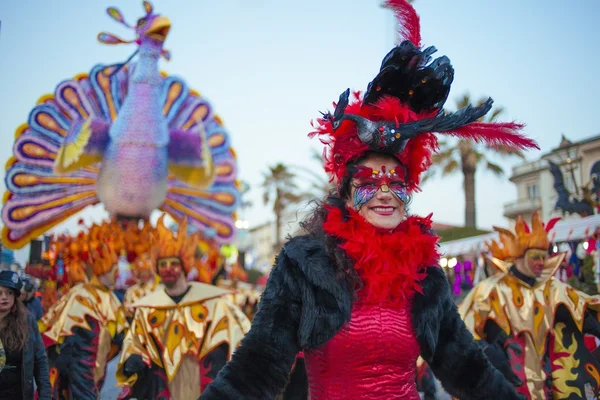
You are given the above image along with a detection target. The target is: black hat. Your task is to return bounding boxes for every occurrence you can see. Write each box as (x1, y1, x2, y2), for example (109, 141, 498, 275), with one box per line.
(0, 270, 22, 294)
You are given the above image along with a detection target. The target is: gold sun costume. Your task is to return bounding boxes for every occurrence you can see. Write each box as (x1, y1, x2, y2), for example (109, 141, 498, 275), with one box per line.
(459, 211, 600, 399)
(39, 242, 128, 400)
(116, 216, 251, 399)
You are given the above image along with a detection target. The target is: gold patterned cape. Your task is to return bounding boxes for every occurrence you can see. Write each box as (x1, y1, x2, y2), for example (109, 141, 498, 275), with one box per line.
(116, 281, 251, 398)
(459, 254, 600, 399)
(123, 276, 162, 318)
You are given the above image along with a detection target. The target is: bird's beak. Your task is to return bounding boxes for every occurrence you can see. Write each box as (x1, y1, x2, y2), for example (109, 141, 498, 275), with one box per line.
(146, 16, 171, 42)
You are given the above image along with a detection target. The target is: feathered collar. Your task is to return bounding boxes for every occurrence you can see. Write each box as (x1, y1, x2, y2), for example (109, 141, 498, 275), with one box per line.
(323, 205, 440, 308)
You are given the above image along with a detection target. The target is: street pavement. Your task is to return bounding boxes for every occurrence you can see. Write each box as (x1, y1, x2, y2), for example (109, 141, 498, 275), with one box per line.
(100, 357, 121, 400)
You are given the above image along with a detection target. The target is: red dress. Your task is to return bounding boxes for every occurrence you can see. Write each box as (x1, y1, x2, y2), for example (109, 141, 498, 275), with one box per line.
(304, 298, 421, 399)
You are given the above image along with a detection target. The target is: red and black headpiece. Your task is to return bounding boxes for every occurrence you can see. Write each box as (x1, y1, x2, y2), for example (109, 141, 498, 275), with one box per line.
(310, 0, 539, 193)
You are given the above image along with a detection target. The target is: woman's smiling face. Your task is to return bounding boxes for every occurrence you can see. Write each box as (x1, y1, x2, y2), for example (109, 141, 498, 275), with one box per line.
(347, 153, 407, 230)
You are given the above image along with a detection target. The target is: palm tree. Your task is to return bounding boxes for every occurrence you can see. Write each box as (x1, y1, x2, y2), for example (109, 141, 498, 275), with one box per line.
(239, 180, 252, 211)
(262, 163, 310, 250)
(426, 93, 525, 228)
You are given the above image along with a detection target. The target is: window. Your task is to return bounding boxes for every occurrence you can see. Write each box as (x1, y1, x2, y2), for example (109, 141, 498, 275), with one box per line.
(527, 183, 539, 199)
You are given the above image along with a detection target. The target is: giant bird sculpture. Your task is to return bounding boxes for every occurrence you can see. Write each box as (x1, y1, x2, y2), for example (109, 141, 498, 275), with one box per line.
(2, 1, 239, 248)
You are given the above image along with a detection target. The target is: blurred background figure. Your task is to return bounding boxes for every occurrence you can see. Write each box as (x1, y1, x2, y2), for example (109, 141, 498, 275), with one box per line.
(19, 275, 43, 321)
(0, 270, 51, 399)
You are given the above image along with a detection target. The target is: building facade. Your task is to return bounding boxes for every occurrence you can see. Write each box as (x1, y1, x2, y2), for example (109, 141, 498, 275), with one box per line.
(247, 221, 276, 271)
(503, 134, 600, 225)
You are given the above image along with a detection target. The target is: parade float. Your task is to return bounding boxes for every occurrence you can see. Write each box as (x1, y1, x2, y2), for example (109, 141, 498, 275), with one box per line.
(2, 1, 245, 308)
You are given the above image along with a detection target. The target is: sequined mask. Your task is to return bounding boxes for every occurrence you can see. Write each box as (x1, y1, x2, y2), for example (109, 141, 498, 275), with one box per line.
(352, 165, 408, 210)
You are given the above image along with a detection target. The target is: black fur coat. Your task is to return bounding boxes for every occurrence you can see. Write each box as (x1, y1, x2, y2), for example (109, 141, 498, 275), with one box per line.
(200, 235, 521, 400)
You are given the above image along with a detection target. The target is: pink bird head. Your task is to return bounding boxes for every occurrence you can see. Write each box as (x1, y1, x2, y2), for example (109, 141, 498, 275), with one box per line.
(97, 1, 171, 61)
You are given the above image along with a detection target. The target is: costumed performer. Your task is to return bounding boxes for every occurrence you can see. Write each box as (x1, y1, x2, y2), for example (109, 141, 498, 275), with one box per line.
(459, 211, 600, 399)
(122, 219, 161, 318)
(39, 242, 128, 400)
(200, 1, 539, 399)
(116, 215, 251, 399)
(123, 253, 162, 319)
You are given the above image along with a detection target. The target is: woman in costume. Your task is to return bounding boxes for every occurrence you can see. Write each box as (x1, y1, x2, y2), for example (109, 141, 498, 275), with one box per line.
(201, 1, 538, 399)
(0, 270, 51, 399)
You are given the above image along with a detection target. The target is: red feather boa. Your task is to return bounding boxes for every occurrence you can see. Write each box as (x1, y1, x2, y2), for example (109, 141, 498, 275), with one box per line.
(323, 206, 440, 308)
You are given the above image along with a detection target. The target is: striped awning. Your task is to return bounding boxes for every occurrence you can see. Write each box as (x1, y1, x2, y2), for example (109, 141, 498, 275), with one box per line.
(438, 232, 498, 257)
(547, 214, 600, 242)
(439, 214, 600, 257)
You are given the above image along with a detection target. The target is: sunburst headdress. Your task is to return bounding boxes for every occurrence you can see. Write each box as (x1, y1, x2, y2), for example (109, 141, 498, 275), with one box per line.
(487, 211, 560, 259)
(88, 241, 120, 276)
(152, 214, 198, 273)
(132, 253, 153, 274)
(66, 259, 87, 285)
(122, 220, 153, 273)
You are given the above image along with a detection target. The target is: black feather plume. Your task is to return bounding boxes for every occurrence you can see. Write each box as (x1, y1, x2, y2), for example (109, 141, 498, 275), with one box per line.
(363, 41, 454, 113)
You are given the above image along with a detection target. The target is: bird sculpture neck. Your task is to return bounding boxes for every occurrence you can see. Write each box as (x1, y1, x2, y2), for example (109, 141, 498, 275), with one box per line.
(131, 41, 163, 86)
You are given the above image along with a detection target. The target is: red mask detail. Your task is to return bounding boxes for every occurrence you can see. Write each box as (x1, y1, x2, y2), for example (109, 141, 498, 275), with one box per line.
(352, 165, 409, 209)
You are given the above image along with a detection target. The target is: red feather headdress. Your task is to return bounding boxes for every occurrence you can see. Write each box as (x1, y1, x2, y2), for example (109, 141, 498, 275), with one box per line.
(309, 0, 539, 192)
